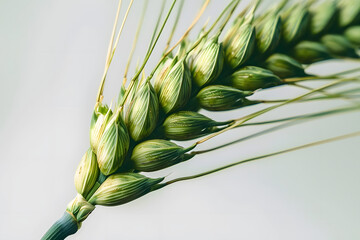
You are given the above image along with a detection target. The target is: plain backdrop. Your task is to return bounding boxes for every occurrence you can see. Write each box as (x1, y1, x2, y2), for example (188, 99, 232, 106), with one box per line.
(1, 0, 360, 239)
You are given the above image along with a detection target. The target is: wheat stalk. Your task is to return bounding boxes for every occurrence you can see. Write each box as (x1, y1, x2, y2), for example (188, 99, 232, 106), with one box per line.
(42, 0, 360, 239)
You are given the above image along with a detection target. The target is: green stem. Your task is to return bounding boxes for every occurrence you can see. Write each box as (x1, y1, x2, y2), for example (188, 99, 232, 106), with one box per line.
(147, 0, 238, 81)
(253, 89, 360, 103)
(283, 75, 339, 83)
(295, 93, 360, 102)
(290, 82, 345, 98)
(119, 0, 177, 108)
(186, 0, 240, 54)
(192, 105, 360, 155)
(122, 0, 148, 85)
(163, 0, 185, 54)
(290, 82, 360, 106)
(147, 0, 166, 56)
(41, 212, 79, 240)
(216, 0, 240, 35)
(162, 0, 210, 58)
(159, 131, 360, 186)
(95, 0, 122, 104)
(240, 106, 360, 127)
(329, 66, 360, 76)
(96, 0, 134, 103)
(195, 78, 356, 145)
(283, 73, 360, 83)
(236, 0, 260, 20)
(334, 87, 360, 96)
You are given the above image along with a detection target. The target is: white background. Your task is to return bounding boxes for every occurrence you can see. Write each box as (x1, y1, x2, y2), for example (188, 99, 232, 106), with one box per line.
(1, 0, 360, 239)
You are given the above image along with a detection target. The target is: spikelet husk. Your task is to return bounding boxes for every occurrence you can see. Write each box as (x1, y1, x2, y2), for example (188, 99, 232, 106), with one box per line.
(117, 85, 126, 108)
(89, 103, 112, 153)
(88, 173, 163, 206)
(255, 12, 282, 56)
(126, 81, 159, 141)
(154, 56, 174, 93)
(131, 139, 194, 172)
(344, 25, 360, 46)
(281, 3, 310, 45)
(338, 0, 360, 28)
(196, 85, 253, 111)
(74, 148, 99, 197)
(162, 111, 229, 141)
(223, 9, 256, 69)
(225, 66, 281, 91)
(157, 57, 192, 114)
(187, 35, 207, 69)
(264, 53, 306, 78)
(309, 1, 338, 36)
(97, 114, 130, 176)
(225, 23, 256, 69)
(67, 194, 95, 224)
(321, 34, 358, 57)
(223, 16, 245, 49)
(122, 73, 141, 119)
(191, 36, 224, 87)
(291, 41, 332, 64)
(177, 38, 190, 59)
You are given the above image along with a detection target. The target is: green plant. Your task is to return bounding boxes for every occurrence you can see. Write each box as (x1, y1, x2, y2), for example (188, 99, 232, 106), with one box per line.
(42, 0, 360, 239)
